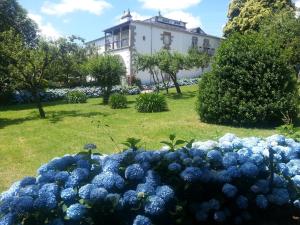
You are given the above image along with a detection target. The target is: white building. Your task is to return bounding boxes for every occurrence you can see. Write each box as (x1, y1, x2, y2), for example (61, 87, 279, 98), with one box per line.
(86, 11, 222, 84)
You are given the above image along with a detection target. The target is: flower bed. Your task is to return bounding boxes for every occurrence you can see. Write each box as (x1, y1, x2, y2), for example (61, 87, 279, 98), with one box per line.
(11, 78, 199, 104)
(1, 134, 300, 225)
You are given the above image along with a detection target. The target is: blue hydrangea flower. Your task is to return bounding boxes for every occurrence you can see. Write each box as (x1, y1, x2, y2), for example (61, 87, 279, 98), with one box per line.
(268, 188, 290, 206)
(292, 175, 300, 187)
(240, 162, 259, 177)
(207, 150, 223, 166)
(125, 164, 145, 181)
(222, 183, 238, 198)
(79, 184, 95, 200)
(34, 194, 57, 210)
(144, 170, 160, 187)
(286, 159, 300, 176)
(156, 185, 174, 202)
(164, 152, 179, 162)
(219, 133, 237, 143)
(122, 190, 139, 207)
(144, 196, 165, 216)
(19, 177, 36, 187)
(214, 211, 226, 222)
(236, 195, 248, 209)
(133, 215, 152, 225)
(19, 185, 39, 198)
(54, 171, 69, 183)
(37, 170, 57, 184)
(66, 203, 87, 220)
(65, 168, 89, 188)
(90, 188, 108, 203)
(92, 172, 125, 191)
(61, 188, 77, 204)
(168, 162, 182, 173)
(12, 196, 34, 214)
(180, 167, 204, 183)
(102, 159, 121, 173)
(39, 183, 59, 197)
(222, 152, 238, 168)
(136, 183, 155, 196)
(256, 195, 268, 209)
(0, 213, 14, 225)
(226, 166, 241, 179)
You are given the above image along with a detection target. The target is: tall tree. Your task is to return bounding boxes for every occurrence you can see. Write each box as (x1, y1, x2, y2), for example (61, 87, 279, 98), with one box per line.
(156, 50, 188, 94)
(52, 36, 88, 87)
(0, 0, 38, 45)
(224, 0, 295, 36)
(85, 54, 126, 104)
(260, 10, 300, 76)
(0, 30, 57, 118)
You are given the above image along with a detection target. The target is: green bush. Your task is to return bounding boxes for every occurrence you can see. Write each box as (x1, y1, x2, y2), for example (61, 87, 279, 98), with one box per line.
(197, 33, 298, 126)
(109, 93, 127, 109)
(135, 93, 168, 113)
(66, 90, 87, 104)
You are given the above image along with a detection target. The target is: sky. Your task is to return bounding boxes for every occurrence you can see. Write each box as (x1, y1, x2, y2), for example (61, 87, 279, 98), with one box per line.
(18, 0, 300, 42)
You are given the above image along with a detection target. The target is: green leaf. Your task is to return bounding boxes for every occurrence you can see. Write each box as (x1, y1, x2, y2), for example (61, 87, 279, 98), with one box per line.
(169, 134, 176, 141)
(175, 140, 187, 146)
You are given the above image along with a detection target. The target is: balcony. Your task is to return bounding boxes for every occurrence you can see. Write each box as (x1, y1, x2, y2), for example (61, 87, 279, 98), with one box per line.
(104, 22, 130, 52)
(105, 38, 129, 51)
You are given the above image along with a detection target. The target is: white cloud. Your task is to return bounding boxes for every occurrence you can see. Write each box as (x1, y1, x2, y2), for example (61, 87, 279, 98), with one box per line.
(164, 11, 202, 29)
(295, 0, 300, 7)
(41, 0, 111, 16)
(28, 13, 61, 39)
(139, 0, 202, 11)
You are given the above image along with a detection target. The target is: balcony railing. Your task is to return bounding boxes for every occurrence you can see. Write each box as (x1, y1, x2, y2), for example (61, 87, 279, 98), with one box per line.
(105, 38, 129, 51)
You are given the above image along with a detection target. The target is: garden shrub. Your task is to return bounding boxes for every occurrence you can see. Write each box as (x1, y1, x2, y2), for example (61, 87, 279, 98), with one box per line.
(65, 90, 87, 104)
(2, 134, 300, 225)
(109, 93, 127, 109)
(135, 93, 168, 113)
(197, 33, 298, 126)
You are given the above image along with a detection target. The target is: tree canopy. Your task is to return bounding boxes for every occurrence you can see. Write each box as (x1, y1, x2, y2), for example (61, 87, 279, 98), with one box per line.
(224, 0, 295, 36)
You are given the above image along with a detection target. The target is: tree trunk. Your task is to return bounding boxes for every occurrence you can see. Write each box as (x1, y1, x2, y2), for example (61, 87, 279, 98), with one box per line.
(170, 74, 181, 94)
(103, 87, 112, 105)
(32, 89, 46, 119)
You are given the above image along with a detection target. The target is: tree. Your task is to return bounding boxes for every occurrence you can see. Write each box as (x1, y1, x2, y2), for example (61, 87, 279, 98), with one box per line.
(186, 47, 211, 72)
(260, 10, 300, 76)
(85, 54, 126, 104)
(156, 50, 187, 94)
(0, 0, 38, 45)
(224, 0, 295, 36)
(52, 36, 88, 87)
(134, 53, 171, 93)
(197, 33, 298, 126)
(0, 30, 57, 118)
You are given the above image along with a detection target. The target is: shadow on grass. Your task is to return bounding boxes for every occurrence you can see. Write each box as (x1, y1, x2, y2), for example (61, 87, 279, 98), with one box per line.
(0, 100, 67, 112)
(0, 110, 110, 129)
(166, 91, 196, 100)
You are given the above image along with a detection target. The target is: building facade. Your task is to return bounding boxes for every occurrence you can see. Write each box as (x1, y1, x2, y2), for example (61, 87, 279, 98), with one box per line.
(86, 11, 222, 84)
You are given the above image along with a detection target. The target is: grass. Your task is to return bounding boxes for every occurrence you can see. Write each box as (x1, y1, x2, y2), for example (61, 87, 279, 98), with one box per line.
(0, 85, 276, 192)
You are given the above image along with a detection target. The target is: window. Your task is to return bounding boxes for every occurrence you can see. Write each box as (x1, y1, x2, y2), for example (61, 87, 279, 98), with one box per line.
(203, 38, 210, 53)
(192, 36, 198, 48)
(161, 32, 172, 49)
(143, 35, 146, 41)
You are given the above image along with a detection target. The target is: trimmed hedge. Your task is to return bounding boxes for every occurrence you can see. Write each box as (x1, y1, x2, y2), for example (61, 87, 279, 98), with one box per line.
(135, 93, 168, 113)
(1, 134, 300, 225)
(197, 33, 298, 126)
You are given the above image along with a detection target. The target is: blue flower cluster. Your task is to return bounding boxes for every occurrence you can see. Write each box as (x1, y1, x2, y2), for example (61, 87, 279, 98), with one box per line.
(1, 134, 300, 225)
(12, 86, 141, 104)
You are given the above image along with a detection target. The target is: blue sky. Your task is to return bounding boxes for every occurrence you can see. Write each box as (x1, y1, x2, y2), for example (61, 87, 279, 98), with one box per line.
(18, 0, 232, 41)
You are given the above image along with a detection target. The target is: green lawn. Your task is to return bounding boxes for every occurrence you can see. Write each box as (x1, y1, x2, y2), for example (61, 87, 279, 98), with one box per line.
(0, 85, 276, 192)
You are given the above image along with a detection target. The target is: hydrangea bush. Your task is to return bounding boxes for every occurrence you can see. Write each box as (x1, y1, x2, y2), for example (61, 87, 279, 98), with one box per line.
(2, 134, 300, 225)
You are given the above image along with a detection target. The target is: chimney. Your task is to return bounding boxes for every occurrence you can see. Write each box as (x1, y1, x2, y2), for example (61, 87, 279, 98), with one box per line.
(121, 9, 132, 22)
